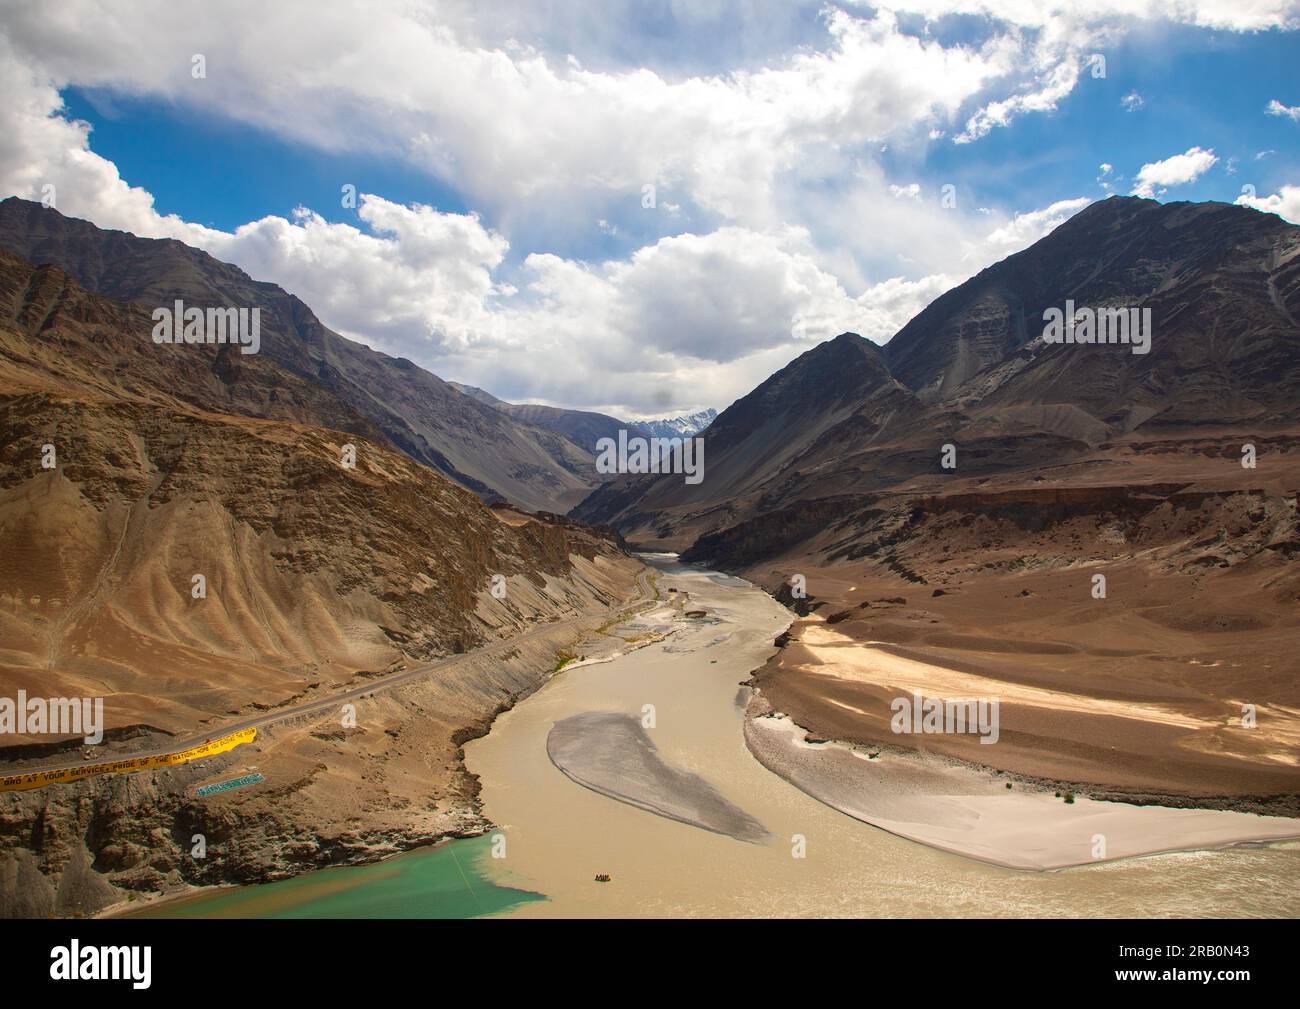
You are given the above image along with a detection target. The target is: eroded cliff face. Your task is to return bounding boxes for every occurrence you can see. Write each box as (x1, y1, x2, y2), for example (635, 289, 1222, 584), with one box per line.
(0, 199, 601, 512)
(0, 250, 644, 916)
(1, 550, 642, 919)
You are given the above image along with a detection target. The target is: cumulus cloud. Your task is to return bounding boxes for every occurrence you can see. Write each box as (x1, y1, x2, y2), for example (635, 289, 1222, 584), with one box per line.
(6, 0, 1284, 235)
(0, 37, 210, 244)
(0, 1, 1029, 233)
(1265, 98, 1300, 122)
(204, 199, 509, 355)
(985, 197, 1092, 246)
(0, 1, 1291, 415)
(1235, 184, 1300, 224)
(1131, 146, 1219, 198)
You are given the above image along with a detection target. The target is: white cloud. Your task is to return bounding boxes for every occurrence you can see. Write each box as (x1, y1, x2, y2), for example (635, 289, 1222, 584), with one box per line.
(955, 57, 1079, 144)
(1235, 184, 1300, 224)
(887, 1, 1300, 32)
(0, 37, 209, 244)
(1121, 91, 1145, 111)
(849, 273, 957, 341)
(1130, 146, 1219, 198)
(5, 0, 1286, 239)
(1265, 98, 1300, 122)
(0, 2, 1029, 234)
(205, 199, 509, 355)
(985, 197, 1092, 246)
(0, 1, 1292, 416)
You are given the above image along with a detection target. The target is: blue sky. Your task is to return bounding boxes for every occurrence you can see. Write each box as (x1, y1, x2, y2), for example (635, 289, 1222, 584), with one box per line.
(58, 23, 1299, 259)
(2, 1, 1297, 417)
(60, 88, 473, 232)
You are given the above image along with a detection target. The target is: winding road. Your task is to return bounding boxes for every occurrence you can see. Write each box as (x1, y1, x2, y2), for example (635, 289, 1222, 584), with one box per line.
(8, 564, 655, 781)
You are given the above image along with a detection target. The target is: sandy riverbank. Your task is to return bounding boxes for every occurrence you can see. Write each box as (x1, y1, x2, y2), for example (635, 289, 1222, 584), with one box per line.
(744, 554, 1300, 806)
(467, 557, 1300, 916)
(744, 688, 1300, 871)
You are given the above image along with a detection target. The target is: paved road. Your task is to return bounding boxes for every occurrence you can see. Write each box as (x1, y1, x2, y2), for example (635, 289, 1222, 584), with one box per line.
(14, 565, 656, 777)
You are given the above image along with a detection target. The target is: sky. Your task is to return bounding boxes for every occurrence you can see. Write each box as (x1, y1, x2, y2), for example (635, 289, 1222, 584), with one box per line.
(0, 1, 1297, 419)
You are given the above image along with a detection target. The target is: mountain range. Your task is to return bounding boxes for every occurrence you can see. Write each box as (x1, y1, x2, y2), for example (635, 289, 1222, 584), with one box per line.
(571, 195, 1300, 806)
(0, 198, 604, 514)
(634, 409, 717, 439)
(574, 197, 1300, 552)
(450, 382, 714, 456)
(0, 211, 643, 915)
(3, 192, 1299, 914)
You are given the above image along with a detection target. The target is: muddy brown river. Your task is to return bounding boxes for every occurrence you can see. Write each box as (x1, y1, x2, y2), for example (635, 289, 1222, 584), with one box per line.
(465, 556, 1300, 917)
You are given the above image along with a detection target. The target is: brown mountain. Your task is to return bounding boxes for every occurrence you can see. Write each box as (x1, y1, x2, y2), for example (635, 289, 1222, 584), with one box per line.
(573, 331, 919, 540)
(0, 247, 635, 735)
(0, 197, 599, 513)
(886, 196, 1300, 417)
(573, 196, 1300, 808)
(575, 197, 1300, 549)
(0, 250, 641, 915)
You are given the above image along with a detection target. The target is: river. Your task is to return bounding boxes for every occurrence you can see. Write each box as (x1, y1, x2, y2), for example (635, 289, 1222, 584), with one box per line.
(140, 555, 1300, 918)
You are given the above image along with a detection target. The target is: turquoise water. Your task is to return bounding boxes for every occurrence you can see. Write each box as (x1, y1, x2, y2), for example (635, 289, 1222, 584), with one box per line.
(131, 834, 545, 919)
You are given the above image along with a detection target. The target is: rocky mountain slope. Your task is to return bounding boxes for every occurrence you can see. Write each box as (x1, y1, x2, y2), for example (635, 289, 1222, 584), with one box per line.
(575, 197, 1300, 547)
(573, 196, 1300, 806)
(569, 331, 920, 542)
(885, 197, 1300, 415)
(0, 198, 598, 513)
(0, 250, 642, 916)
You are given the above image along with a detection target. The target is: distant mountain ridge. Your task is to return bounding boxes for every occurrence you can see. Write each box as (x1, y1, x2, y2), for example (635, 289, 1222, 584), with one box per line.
(574, 196, 1300, 550)
(634, 409, 717, 439)
(448, 381, 632, 459)
(449, 380, 715, 455)
(0, 198, 599, 513)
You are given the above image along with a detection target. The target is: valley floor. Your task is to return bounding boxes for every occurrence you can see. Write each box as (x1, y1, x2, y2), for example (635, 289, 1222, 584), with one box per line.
(461, 557, 1300, 916)
(747, 561, 1300, 815)
(90, 556, 1300, 917)
(0, 554, 651, 918)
